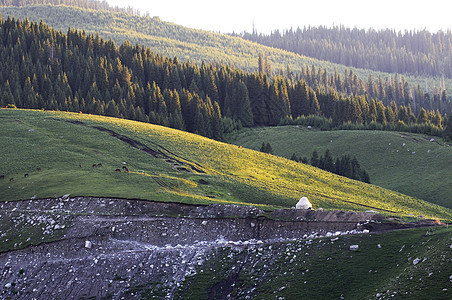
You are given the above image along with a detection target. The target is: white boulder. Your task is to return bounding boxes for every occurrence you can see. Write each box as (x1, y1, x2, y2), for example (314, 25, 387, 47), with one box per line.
(350, 245, 359, 251)
(85, 240, 92, 249)
(296, 197, 312, 210)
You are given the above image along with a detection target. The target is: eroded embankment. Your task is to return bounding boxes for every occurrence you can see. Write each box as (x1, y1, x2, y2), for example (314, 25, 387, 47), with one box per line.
(0, 197, 438, 299)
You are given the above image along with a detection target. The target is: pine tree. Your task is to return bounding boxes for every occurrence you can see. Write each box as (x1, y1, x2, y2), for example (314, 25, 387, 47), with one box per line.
(376, 102, 387, 125)
(105, 99, 120, 117)
(323, 149, 335, 173)
(260, 142, 267, 153)
(444, 114, 452, 140)
(309, 90, 321, 115)
(417, 108, 429, 124)
(265, 142, 273, 154)
(310, 150, 319, 167)
(258, 53, 264, 74)
(260, 142, 273, 154)
(235, 80, 254, 126)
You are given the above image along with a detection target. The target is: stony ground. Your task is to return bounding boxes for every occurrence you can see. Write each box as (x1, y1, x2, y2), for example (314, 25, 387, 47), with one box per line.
(0, 197, 438, 299)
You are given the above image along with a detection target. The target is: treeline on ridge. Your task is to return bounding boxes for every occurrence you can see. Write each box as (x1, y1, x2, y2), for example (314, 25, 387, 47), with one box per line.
(2, 0, 452, 111)
(0, 0, 140, 16)
(237, 26, 452, 78)
(0, 16, 451, 141)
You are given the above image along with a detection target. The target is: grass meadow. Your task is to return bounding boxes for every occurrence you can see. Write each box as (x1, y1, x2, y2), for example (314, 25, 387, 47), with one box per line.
(1, 109, 451, 221)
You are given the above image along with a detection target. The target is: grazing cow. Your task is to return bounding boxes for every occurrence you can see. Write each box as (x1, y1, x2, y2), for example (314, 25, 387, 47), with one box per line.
(9, 178, 14, 182)
(115, 169, 121, 172)
(97, 163, 102, 167)
(37, 167, 41, 172)
(123, 167, 129, 173)
(0, 175, 4, 180)
(79, 164, 82, 168)
(92, 164, 97, 168)
(24, 173, 29, 178)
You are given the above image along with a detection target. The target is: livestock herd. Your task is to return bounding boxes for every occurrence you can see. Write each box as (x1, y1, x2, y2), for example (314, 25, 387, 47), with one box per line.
(1, 163, 130, 183)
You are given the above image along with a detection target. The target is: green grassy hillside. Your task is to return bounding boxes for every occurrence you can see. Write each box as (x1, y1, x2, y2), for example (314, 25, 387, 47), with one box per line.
(1, 4, 451, 92)
(1, 109, 451, 221)
(226, 126, 452, 209)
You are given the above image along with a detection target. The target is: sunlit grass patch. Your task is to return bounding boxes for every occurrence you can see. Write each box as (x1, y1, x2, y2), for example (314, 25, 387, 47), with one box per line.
(1, 109, 451, 221)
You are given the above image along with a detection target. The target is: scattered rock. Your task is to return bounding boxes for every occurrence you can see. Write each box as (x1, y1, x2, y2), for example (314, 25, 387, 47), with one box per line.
(413, 258, 421, 265)
(377, 244, 382, 248)
(85, 240, 92, 249)
(350, 245, 359, 251)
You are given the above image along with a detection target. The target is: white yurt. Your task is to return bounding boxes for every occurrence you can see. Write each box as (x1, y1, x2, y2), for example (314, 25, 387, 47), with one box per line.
(296, 197, 312, 209)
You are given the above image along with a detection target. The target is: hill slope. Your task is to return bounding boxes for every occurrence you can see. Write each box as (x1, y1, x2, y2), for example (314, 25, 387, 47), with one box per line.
(226, 126, 452, 208)
(238, 26, 452, 78)
(1, 3, 451, 94)
(1, 109, 451, 221)
(1, 196, 451, 299)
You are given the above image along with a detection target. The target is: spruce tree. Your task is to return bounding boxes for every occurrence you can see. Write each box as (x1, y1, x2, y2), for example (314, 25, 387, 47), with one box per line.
(444, 114, 452, 140)
(265, 142, 273, 154)
(310, 150, 319, 167)
(323, 149, 335, 173)
(417, 108, 429, 124)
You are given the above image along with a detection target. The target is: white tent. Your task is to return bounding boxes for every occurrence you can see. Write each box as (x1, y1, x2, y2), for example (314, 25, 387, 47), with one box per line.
(296, 197, 312, 209)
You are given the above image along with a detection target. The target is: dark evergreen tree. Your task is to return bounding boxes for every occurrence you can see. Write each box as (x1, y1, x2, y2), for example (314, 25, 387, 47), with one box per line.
(323, 149, 335, 173)
(310, 150, 319, 167)
(260, 142, 273, 154)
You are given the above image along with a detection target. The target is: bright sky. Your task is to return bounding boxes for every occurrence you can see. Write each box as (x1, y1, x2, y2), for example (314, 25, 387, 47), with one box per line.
(106, 0, 451, 33)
